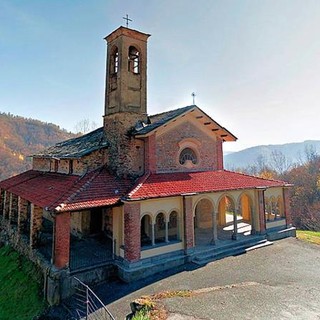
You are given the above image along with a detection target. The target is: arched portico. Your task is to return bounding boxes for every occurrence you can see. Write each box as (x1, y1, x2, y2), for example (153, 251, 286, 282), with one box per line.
(217, 194, 237, 240)
(238, 193, 254, 235)
(194, 198, 214, 245)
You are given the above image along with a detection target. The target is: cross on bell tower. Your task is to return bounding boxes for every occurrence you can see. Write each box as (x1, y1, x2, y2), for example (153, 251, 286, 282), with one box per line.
(122, 14, 132, 28)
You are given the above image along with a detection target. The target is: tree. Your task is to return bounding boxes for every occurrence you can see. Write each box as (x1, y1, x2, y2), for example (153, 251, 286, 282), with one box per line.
(74, 119, 99, 134)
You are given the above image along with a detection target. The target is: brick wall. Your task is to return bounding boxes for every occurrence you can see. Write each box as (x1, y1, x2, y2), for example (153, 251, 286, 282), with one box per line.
(54, 212, 71, 269)
(145, 134, 156, 173)
(216, 137, 224, 170)
(155, 121, 219, 173)
(124, 202, 141, 262)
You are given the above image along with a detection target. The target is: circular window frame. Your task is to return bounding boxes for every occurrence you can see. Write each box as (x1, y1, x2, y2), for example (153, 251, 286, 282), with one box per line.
(177, 139, 200, 169)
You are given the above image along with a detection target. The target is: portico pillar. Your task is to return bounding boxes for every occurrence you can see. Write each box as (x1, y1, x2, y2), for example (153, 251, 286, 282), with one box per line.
(250, 207, 256, 235)
(124, 202, 141, 262)
(151, 222, 155, 246)
(3, 191, 9, 220)
(257, 189, 266, 234)
(8, 192, 13, 224)
(165, 220, 169, 243)
(232, 209, 238, 240)
(283, 188, 292, 227)
(18, 197, 28, 233)
(183, 196, 194, 252)
(30, 204, 43, 248)
(212, 211, 218, 244)
(53, 212, 71, 269)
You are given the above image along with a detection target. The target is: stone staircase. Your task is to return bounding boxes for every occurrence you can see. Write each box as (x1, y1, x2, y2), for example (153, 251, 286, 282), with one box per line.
(192, 236, 273, 265)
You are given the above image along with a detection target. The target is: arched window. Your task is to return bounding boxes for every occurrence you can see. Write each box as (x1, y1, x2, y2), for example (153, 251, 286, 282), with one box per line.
(128, 46, 140, 74)
(110, 47, 119, 74)
(155, 212, 166, 243)
(141, 215, 152, 247)
(168, 211, 179, 241)
(179, 148, 197, 165)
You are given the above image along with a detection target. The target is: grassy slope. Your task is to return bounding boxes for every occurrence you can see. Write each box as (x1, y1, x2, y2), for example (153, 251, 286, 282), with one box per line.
(0, 245, 45, 320)
(296, 230, 320, 245)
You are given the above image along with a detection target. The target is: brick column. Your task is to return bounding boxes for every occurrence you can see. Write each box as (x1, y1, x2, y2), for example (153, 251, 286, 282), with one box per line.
(54, 212, 71, 269)
(183, 196, 194, 251)
(0, 188, 4, 216)
(216, 138, 224, 170)
(124, 202, 141, 262)
(29, 204, 43, 248)
(257, 189, 266, 234)
(18, 197, 28, 233)
(145, 134, 156, 173)
(283, 188, 292, 227)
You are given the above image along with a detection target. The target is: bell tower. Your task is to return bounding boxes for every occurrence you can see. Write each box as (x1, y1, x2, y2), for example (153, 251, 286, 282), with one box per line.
(104, 26, 150, 117)
(103, 26, 150, 178)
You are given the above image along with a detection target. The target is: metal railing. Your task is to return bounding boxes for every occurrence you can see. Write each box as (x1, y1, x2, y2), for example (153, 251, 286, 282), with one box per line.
(73, 277, 115, 320)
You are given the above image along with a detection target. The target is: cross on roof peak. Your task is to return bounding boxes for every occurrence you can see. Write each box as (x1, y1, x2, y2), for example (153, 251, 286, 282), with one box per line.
(123, 14, 132, 28)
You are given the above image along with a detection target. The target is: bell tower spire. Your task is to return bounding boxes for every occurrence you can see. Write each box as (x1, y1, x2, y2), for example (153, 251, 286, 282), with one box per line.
(104, 26, 150, 117)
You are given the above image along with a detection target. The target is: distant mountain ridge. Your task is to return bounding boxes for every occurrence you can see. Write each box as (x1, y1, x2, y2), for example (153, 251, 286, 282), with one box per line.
(0, 112, 77, 180)
(224, 140, 320, 170)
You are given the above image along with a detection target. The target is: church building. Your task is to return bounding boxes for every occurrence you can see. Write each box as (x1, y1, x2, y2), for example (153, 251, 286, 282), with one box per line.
(0, 26, 295, 304)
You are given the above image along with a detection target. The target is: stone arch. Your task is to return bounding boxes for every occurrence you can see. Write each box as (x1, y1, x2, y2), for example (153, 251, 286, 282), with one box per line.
(217, 193, 236, 226)
(128, 45, 141, 74)
(140, 213, 152, 247)
(110, 45, 119, 74)
(194, 198, 214, 245)
(154, 212, 166, 244)
(168, 210, 179, 241)
(238, 192, 253, 223)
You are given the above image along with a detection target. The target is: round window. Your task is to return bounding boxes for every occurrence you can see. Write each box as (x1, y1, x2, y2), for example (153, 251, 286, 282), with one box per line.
(179, 148, 197, 165)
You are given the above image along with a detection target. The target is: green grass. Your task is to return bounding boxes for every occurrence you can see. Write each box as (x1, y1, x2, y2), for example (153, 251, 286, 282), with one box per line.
(296, 230, 320, 245)
(0, 244, 46, 320)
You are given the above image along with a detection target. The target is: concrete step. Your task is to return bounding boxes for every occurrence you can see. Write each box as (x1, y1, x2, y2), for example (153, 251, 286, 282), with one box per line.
(192, 237, 270, 265)
(267, 226, 296, 241)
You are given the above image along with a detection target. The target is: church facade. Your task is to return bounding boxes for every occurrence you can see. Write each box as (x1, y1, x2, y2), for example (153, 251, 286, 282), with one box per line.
(0, 26, 295, 304)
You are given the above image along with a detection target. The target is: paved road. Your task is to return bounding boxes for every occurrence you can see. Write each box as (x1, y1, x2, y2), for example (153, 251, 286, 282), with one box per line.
(95, 238, 320, 319)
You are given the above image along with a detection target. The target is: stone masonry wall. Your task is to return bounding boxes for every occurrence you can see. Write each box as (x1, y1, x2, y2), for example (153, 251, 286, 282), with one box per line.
(30, 204, 43, 248)
(104, 112, 145, 178)
(156, 121, 220, 173)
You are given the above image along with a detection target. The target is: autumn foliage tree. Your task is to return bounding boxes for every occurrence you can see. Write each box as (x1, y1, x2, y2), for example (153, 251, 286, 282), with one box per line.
(239, 148, 320, 231)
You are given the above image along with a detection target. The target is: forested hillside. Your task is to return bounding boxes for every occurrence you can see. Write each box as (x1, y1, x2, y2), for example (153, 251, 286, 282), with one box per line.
(0, 112, 77, 180)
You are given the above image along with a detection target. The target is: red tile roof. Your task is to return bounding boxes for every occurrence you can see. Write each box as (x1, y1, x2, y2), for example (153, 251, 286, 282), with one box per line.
(0, 169, 289, 212)
(59, 168, 132, 212)
(127, 170, 289, 200)
(0, 168, 132, 212)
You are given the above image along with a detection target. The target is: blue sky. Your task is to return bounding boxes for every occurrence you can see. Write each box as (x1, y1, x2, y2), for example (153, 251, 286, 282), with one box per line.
(1, 0, 319, 152)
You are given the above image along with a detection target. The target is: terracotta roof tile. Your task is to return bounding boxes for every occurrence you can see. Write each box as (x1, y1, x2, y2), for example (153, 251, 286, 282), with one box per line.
(127, 170, 289, 200)
(0, 167, 133, 212)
